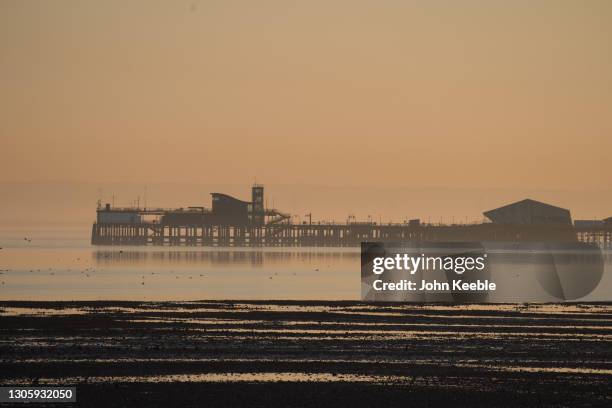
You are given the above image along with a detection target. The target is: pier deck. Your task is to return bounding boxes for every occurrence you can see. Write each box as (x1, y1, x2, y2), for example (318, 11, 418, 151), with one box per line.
(91, 222, 612, 248)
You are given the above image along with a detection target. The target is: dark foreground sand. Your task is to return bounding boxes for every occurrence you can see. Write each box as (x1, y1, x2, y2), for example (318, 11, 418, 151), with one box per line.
(1, 301, 611, 407)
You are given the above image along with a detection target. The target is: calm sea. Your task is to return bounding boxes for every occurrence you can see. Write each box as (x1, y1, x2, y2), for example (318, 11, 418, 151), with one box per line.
(0, 228, 359, 300)
(1, 228, 611, 301)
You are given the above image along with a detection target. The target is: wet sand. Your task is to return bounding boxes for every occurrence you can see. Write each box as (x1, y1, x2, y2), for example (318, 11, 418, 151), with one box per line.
(1, 301, 611, 407)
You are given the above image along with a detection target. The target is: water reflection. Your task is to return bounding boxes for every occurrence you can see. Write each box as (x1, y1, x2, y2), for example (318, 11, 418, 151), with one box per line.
(0, 247, 360, 300)
(93, 249, 359, 267)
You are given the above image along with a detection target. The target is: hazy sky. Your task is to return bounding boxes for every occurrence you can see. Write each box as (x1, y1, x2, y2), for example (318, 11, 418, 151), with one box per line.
(1, 0, 611, 190)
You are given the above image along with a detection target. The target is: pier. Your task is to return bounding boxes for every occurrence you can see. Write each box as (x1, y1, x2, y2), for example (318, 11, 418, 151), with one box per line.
(91, 185, 612, 248)
(91, 221, 612, 248)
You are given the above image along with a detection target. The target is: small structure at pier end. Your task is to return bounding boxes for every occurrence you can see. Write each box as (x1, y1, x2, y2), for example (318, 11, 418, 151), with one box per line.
(483, 199, 572, 226)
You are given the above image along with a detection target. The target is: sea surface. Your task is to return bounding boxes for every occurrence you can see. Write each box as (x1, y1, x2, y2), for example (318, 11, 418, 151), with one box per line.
(1, 228, 612, 301)
(0, 229, 358, 300)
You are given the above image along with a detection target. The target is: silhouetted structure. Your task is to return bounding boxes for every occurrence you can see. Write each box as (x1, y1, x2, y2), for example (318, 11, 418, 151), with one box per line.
(484, 199, 572, 225)
(91, 186, 612, 247)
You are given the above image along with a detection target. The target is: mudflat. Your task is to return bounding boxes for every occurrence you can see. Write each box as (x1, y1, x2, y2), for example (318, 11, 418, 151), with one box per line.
(1, 301, 611, 407)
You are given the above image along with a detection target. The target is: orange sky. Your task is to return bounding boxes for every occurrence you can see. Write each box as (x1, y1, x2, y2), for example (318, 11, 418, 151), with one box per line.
(1, 0, 611, 191)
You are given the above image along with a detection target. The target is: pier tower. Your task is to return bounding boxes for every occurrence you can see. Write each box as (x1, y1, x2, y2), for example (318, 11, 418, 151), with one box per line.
(251, 184, 265, 225)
